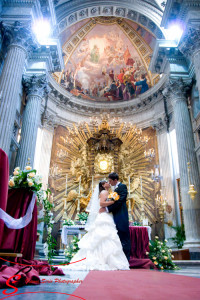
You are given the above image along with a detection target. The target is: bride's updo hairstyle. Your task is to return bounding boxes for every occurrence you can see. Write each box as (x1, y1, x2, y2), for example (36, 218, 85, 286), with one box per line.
(99, 180, 107, 193)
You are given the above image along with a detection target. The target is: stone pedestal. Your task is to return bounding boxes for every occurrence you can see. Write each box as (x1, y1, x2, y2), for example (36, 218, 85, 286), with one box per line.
(170, 78, 200, 248)
(15, 75, 48, 169)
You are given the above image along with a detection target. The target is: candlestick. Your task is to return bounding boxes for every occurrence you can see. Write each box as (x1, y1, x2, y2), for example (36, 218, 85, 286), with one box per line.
(65, 174, 68, 195)
(92, 176, 94, 193)
(79, 175, 81, 195)
(128, 175, 130, 197)
(140, 176, 143, 196)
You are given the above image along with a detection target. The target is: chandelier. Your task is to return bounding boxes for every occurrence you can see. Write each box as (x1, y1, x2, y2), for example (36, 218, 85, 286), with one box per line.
(57, 149, 68, 160)
(49, 163, 59, 178)
(151, 165, 163, 182)
(138, 135, 150, 145)
(144, 148, 155, 161)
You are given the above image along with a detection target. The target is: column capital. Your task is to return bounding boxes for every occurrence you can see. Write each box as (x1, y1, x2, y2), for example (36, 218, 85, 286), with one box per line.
(151, 117, 167, 134)
(41, 110, 57, 131)
(0, 21, 38, 54)
(168, 78, 192, 105)
(179, 26, 200, 58)
(23, 74, 49, 98)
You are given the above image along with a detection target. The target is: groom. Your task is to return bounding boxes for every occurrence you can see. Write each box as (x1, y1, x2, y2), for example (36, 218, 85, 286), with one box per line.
(99, 172, 131, 261)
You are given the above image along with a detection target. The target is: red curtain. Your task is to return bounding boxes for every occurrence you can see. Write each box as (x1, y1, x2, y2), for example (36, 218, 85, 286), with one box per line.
(0, 148, 9, 246)
(0, 189, 38, 260)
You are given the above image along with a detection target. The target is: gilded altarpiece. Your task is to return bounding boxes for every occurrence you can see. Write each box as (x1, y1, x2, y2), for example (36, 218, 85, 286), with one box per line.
(48, 121, 163, 241)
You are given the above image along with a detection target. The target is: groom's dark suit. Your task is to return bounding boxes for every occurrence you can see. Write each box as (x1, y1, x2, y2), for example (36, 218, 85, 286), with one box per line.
(107, 182, 131, 261)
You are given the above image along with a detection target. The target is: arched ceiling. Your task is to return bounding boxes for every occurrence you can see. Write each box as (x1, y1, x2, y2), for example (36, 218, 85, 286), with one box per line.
(53, 16, 161, 102)
(55, 0, 165, 39)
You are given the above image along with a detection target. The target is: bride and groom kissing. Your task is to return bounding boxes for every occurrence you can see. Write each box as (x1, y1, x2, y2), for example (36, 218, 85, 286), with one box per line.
(61, 172, 131, 271)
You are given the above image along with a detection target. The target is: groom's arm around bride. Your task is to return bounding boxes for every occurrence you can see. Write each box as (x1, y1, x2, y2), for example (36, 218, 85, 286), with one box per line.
(107, 183, 128, 214)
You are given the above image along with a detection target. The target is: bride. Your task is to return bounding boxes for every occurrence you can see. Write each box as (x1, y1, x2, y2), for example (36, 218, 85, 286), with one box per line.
(61, 180, 130, 271)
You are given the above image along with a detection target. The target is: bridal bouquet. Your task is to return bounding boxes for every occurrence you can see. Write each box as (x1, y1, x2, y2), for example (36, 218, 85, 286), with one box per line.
(107, 192, 120, 201)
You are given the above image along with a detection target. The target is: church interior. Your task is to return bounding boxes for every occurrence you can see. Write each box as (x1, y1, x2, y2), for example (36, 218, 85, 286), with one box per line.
(0, 0, 200, 299)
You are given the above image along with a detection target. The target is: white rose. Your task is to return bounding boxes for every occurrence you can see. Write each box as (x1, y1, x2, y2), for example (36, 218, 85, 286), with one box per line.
(14, 167, 20, 171)
(47, 227, 52, 233)
(165, 239, 168, 242)
(28, 172, 35, 178)
(13, 170, 19, 176)
(146, 252, 149, 255)
(9, 179, 15, 187)
(27, 179, 34, 187)
(25, 166, 32, 170)
(155, 236, 159, 239)
(162, 250, 165, 253)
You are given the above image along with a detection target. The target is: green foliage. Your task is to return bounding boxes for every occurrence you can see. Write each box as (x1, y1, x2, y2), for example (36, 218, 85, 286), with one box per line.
(63, 218, 75, 226)
(9, 167, 57, 265)
(64, 236, 80, 263)
(131, 221, 142, 226)
(9, 167, 43, 203)
(170, 224, 186, 249)
(77, 212, 88, 222)
(148, 236, 179, 270)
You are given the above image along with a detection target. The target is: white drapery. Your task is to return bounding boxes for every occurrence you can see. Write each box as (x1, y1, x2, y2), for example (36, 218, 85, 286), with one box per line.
(0, 193, 36, 229)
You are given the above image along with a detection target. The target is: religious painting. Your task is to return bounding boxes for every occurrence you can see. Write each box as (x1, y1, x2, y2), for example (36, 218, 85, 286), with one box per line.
(60, 23, 151, 101)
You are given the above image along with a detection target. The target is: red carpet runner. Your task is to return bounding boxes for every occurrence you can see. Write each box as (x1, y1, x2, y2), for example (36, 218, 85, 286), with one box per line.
(68, 269, 200, 300)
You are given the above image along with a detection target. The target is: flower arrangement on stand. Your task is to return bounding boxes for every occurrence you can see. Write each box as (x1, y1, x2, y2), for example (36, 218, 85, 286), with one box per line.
(64, 236, 80, 264)
(8, 166, 57, 266)
(63, 218, 75, 226)
(77, 212, 88, 224)
(147, 236, 179, 270)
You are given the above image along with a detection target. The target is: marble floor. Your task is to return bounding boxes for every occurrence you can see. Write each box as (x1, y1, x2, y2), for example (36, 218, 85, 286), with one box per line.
(1, 267, 200, 300)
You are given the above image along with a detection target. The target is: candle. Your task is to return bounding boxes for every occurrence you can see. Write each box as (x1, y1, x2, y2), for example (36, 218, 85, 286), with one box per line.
(128, 176, 130, 197)
(79, 175, 81, 195)
(140, 176, 143, 196)
(92, 175, 94, 193)
(65, 174, 68, 195)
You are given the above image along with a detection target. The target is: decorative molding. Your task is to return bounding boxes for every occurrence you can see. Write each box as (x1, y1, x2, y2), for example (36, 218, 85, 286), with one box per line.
(47, 72, 167, 117)
(0, 21, 38, 55)
(168, 77, 192, 104)
(179, 26, 200, 58)
(23, 74, 49, 98)
(57, 4, 164, 39)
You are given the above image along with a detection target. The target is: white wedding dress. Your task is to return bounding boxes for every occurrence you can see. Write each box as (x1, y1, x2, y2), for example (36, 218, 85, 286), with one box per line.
(61, 210, 130, 271)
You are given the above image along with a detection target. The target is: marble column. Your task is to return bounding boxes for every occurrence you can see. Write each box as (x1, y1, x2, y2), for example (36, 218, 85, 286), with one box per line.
(15, 75, 48, 169)
(0, 21, 36, 154)
(169, 78, 200, 248)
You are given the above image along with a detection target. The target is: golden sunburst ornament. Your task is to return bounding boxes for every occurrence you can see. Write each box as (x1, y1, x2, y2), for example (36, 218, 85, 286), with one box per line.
(49, 119, 158, 224)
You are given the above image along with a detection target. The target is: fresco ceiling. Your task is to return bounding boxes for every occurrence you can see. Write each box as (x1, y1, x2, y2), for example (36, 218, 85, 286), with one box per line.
(53, 17, 160, 102)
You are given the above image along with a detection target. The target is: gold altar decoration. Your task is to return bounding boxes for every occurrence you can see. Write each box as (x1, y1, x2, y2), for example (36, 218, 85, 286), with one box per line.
(94, 153, 114, 174)
(49, 118, 159, 224)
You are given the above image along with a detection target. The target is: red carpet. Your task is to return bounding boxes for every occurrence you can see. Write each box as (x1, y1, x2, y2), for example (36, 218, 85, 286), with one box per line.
(68, 269, 200, 300)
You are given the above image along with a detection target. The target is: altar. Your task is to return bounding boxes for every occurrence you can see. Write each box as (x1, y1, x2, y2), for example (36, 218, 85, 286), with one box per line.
(61, 224, 151, 261)
(61, 225, 86, 245)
